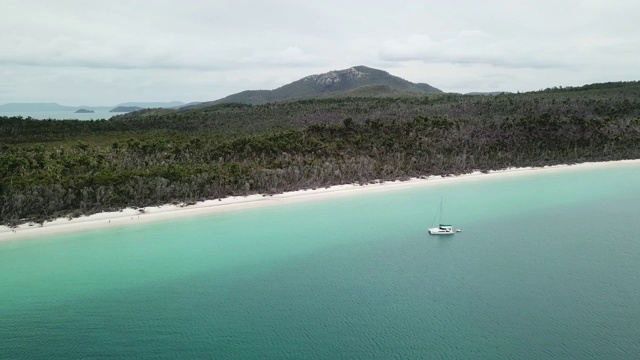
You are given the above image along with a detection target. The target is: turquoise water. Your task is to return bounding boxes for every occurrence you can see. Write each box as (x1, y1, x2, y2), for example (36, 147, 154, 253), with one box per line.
(2, 165, 640, 359)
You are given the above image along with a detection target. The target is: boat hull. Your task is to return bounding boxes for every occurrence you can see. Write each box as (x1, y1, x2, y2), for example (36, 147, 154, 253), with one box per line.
(428, 227, 455, 235)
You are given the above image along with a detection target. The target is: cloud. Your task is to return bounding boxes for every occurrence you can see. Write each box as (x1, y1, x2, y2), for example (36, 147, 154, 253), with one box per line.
(378, 32, 567, 69)
(0, 35, 326, 72)
(0, 0, 331, 72)
(0, 35, 237, 71)
(1, 0, 640, 104)
(237, 47, 325, 67)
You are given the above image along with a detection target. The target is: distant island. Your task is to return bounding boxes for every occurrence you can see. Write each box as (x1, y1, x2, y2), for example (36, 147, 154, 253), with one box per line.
(110, 106, 142, 113)
(0, 102, 185, 113)
(74, 109, 94, 113)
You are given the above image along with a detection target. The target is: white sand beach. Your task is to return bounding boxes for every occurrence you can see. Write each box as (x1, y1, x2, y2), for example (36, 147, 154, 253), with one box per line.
(2, 159, 639, 242)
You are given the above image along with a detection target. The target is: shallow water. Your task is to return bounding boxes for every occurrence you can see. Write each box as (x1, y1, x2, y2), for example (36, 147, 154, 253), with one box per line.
(1, 165, 639, 359)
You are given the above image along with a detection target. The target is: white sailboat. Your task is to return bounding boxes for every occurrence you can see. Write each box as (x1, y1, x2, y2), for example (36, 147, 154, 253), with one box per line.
(428, 197, 456, 235)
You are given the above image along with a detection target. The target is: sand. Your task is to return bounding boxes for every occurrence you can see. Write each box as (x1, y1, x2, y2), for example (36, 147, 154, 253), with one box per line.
(2, 159, 639, 242)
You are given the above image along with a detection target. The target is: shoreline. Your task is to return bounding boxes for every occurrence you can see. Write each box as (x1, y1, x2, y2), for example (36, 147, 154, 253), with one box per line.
(2, 159, 639, 243)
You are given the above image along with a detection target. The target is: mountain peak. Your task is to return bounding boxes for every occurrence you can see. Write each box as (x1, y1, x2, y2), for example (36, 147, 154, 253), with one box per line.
(303, 66, 369, 87)
(184, 66, 442, 109)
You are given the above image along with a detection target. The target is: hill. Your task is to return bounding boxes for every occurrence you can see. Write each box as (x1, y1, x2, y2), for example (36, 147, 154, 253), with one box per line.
(183, 66, 441, 109)
(110, 106, 143, 113)
(115, 101, 186, 108)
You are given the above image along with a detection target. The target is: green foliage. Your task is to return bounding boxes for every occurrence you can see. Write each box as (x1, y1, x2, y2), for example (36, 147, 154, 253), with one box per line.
(2, 81, 640, 226)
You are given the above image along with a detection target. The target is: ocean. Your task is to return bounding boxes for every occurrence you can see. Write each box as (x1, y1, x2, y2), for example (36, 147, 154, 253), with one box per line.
(1, 164, 639, 359)
(0, 110, 116, 120)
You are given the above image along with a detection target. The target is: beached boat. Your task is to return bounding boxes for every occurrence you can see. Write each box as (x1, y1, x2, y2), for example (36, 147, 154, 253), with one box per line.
(428, 198, 456, 235)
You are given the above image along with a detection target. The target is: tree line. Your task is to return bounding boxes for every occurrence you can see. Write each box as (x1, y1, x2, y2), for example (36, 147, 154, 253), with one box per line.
(1, 81, 639, 226)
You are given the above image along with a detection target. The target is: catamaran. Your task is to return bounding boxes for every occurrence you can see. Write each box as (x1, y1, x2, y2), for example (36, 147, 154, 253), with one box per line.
(428, 197, 457, 235)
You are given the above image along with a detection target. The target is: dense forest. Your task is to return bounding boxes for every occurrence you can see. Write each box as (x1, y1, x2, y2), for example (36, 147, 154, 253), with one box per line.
(1, 81, 640, 226)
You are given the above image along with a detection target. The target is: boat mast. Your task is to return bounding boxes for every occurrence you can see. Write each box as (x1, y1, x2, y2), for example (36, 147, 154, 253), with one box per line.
(440, 197, 443, 225)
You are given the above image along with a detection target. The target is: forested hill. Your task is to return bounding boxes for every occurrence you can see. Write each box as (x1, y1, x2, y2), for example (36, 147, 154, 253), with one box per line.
(183, 66, 442, 109)
(1, 80, 640, 226)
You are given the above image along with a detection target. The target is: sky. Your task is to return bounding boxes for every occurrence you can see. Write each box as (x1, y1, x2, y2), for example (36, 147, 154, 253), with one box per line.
(1, 0, 639, 105)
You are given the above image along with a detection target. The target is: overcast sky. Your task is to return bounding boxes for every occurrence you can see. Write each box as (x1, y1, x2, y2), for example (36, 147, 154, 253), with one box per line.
(2, 0, 639, 105)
